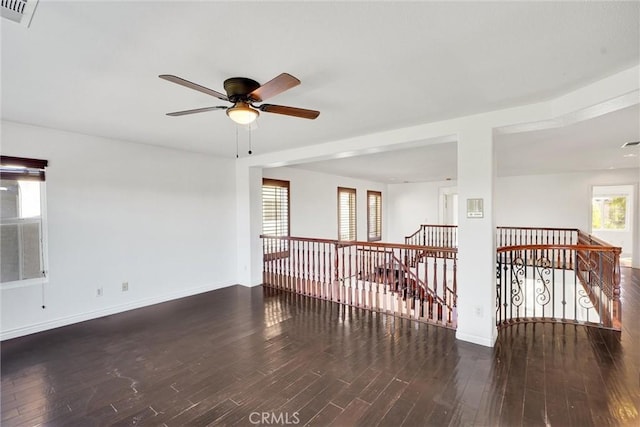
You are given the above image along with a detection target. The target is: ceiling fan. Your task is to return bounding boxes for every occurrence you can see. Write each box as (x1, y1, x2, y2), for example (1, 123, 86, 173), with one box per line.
(159, 73, 320, 125)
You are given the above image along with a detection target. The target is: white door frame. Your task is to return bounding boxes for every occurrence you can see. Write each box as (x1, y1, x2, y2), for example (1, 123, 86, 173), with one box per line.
(590, 183, 636, 267)
(439, 186, 458, 225)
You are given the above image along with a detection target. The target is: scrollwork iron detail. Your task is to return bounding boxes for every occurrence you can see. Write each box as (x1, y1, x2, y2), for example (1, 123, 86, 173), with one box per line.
(578, 289, 595, 310)
(534, 257, 552, 306)
(510, 257, 525, 307)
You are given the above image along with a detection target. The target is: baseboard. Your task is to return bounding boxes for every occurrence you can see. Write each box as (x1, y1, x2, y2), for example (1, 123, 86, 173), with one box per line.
(455, 330, 497, 348)
(1, 282, 231, 341)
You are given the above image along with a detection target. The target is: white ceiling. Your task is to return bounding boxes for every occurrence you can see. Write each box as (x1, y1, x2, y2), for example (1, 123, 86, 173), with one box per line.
(289, 104, 640, 182)
(2, 1, 639, 180)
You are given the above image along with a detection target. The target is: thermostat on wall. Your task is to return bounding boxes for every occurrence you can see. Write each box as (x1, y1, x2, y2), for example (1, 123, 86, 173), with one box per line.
(467, 198, 484, 218)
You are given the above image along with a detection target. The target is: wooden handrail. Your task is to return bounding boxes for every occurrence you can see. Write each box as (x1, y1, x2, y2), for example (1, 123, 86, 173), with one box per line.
(389, 253, 441, 302)
(405, 224, 458, 238)
(261, 235, 458, 328)
(496, 242, 621, 330)
(260, 234, 339, 244)
(405, 224, 458, 239)
(577, 230, 618, 247)
(261, 234, 458, 254)
(497, 226, 579, 232)
(263, 225, 621, 332)
(496, 244, 621, 253)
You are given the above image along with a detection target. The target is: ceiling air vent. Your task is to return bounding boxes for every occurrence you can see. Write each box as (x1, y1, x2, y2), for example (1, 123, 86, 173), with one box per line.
(1, 0, 38, 27)
(621, 141, 640, 148)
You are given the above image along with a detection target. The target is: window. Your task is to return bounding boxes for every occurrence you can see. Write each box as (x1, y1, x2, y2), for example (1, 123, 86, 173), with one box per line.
(262, 178, 289, 257)
(367, 191, 382, 241)
(338, 187, 356, 241)
(592, 195, 627, 230)
(1, 156, 48, 286)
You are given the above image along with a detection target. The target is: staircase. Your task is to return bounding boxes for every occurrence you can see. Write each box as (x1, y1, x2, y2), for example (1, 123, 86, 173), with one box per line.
(407, 224, 622, 330)
(262, 225, 622, 332)
(261, 236, 458, 328)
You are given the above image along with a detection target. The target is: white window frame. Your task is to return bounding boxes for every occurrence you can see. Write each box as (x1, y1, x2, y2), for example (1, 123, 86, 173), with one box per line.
(591, 194, 629, 232)
(367, 190, 382, 242)
(338, 187, 357, 241)
(1, 169, 49, 290)
(262, 178, 290, 259)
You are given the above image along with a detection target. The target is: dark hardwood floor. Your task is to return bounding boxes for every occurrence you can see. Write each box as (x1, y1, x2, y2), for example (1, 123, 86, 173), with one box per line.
(2, 268, 639, 426)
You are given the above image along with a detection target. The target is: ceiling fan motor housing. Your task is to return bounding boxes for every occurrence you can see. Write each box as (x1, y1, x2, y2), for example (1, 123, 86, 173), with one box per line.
(224, 77, 261, 102)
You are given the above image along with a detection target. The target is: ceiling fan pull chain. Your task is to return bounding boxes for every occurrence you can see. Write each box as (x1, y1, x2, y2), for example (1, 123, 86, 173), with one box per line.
(235, 125, 239, 158)
(248, 126, 252, 155)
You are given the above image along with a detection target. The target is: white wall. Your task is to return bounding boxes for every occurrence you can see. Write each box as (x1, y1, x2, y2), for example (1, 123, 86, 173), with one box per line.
(262, 166, 386, 241)
(386, 180, 458, 243)
(495, 169, 639, 232)
(1, 121, 238, 340)
(385, 168, 640, 266)
(236, 66, 639, 347)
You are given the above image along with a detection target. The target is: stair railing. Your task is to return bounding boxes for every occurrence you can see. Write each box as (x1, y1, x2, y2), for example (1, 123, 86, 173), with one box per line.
(261, 235, 458, 328)
(496, 243, 621, 330)
(405, 224, 458, 248)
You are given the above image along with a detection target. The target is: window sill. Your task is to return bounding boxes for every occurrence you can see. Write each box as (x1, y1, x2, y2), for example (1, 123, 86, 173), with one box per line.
(1, 277, 48, 290)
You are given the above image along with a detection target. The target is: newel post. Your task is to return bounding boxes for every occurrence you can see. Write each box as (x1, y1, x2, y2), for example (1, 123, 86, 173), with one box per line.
(612, 248, 622, 330)
(332, 242, 340, 303)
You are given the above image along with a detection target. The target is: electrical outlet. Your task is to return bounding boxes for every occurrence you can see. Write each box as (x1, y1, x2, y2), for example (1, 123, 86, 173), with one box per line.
(97, 287, 103, 297)
(122, 282, 129, 292)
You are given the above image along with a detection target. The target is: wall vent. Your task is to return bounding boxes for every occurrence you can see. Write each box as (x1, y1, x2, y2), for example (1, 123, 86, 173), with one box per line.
(621, 141, 640, 148)
(1, 0, 38, 27)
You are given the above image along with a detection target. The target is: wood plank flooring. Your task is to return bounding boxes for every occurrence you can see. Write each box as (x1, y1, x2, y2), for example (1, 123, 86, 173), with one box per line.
(2, 268, 639, 426)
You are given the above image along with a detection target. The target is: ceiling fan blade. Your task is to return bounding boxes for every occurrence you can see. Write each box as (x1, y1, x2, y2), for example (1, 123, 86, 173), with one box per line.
(166, 106, 227, 117)
(159, 75, 229, 101)
(259, 104, 320, 120)
(249, 73, 300, 102)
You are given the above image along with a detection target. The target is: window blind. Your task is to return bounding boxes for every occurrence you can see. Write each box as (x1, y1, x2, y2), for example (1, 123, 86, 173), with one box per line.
(338, 187, 356, 241)
(367, 190, 382, 241)
(1, 156, 48, 284)
(262, 179, 290, 237)
(0, 156, 48, 181)
(262, 179, 290, 258)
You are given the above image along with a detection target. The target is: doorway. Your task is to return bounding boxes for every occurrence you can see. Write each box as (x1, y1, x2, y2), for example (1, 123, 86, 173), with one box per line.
(591, 185, 635, 267)
(439, 186, 458, 225)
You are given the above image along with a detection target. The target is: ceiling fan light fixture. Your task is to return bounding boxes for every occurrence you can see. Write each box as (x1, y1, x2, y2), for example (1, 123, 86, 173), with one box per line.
(226, 101, 259, 125)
